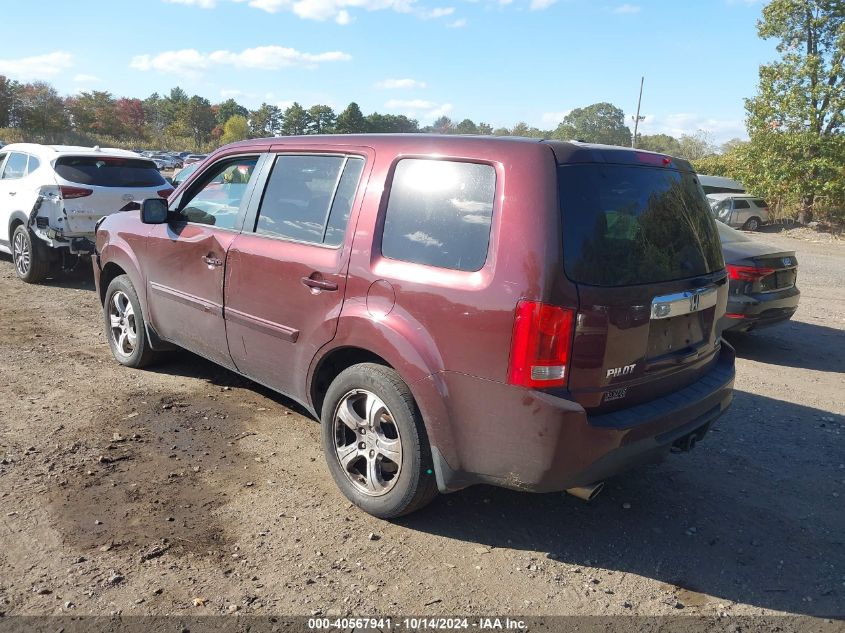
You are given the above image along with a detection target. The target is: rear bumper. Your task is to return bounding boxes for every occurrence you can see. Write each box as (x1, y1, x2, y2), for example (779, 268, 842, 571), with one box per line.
(721, 286, 800, 332)
(430, 343, 735, 494)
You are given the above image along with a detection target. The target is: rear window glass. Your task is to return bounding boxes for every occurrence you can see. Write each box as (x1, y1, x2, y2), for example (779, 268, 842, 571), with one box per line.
(752, 199, 768, 208)
(381, 159, 495, 272)
(559, 164, 724, 286)
(55, 156, 165, 188)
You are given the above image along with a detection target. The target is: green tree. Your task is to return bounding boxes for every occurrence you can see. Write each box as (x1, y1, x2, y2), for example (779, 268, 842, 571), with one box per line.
(67, 91, 121, 137)
(477, 122, 494, 135)
(432, 116, 454, 134)
(281, 102, 309, 135)
(181, 96, 215, 148)
(217, 98, 249, 125)
(250, 103, 281, 137)
(16, 82, 68, 142)
(307, 104, 336, 134)
(220, 114, 250, 144)
(364, 112, 419, 133)
(511, 121, 546, 138)
(0, 75, 21, 128)
(553, 102, 632, 146)
(335, 102, 367, 134)
(676, 130, 717, 161)
(745, 0, 845, 221)
(636, 133, 683, 155)
(455, 118, 478, 134)
(142, 92, 166, 137)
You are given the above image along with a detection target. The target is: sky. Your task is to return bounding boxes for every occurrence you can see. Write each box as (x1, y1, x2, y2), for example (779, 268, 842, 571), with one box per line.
(0, 0, 777, 143)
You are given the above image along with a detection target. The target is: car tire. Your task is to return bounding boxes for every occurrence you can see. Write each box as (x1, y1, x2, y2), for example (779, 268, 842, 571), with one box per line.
(103, 274, 158, 369)
(11, 224, 50, 284)
(320, 363, 438, 519)
(742, 217, 761, 231)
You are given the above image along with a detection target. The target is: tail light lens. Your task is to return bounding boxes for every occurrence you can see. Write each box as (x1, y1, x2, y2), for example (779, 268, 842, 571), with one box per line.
(157, 188, 174, 198)
(59, 186, 93, 199)
(727, 264, 775, 282)
(508, 300, 575, 389)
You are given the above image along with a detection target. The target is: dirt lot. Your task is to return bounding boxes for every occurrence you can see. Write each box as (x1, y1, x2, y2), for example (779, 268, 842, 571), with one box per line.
(0, 229, 842, 621)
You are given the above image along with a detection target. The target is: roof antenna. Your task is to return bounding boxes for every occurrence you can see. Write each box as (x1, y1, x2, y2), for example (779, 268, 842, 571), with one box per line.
(93, 145, 101, 152)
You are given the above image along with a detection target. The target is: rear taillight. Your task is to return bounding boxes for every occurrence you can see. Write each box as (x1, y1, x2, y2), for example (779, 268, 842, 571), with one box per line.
(59, 185, 93, 199)
(157, 188, 174, 198)
(508, 300, 575, 389)
(727, 264, 775, 282)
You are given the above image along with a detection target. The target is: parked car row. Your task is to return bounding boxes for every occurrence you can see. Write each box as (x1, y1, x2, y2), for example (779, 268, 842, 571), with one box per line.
(1, 137, 800, 519)
(134, 150, 208, 172)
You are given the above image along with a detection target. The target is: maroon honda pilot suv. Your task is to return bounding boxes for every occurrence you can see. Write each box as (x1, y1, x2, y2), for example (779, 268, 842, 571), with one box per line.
(93, 135, 734, 518)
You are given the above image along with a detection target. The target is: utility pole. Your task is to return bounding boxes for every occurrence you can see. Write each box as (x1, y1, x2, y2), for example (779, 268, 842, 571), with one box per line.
(631, 76, 645, 148)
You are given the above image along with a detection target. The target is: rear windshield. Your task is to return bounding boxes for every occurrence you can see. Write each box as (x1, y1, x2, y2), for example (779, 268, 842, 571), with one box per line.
(559, 164, 724, 286)
(55, 156, 165, 188)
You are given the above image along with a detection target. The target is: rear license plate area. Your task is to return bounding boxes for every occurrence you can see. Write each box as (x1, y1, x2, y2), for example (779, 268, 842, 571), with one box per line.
(647, 312, 707, 358)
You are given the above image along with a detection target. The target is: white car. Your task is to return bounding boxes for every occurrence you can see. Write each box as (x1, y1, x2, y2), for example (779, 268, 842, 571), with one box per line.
(0, 144, 172, 283)
(707, 193, 770, 231)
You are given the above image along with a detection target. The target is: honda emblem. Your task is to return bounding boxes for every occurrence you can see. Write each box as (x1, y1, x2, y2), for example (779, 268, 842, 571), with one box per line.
(689, 292, 700, 312)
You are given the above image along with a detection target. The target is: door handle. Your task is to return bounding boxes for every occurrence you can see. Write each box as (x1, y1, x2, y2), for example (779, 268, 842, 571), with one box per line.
(202, 255, 223, 267)
(8, 191, 16, 196)
(301, 276, 338, 291)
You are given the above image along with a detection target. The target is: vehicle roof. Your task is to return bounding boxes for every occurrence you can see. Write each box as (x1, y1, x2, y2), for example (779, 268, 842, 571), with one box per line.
(0, 143, 143, 159)
(698, 174, 745, 188)
(215, 134, 695, 170)
(706, 192, 763, 201)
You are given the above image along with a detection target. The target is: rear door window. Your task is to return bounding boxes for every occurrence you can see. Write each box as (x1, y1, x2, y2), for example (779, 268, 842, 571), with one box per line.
(55, 156, 166, 187)
(253, 155, 364, 245)
(559, 164, 723, 286)
(1, 153, 28, 179)
(733, 199, 750, 209)
(752, 199, 768, 208)
(381, 159, 496, 272)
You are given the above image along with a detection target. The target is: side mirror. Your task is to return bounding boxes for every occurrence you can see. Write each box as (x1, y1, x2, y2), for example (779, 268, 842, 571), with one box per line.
(140, 198, 169, 224)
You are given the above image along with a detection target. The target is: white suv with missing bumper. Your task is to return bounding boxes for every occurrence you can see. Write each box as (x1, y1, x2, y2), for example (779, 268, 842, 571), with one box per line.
(0, 144, 172, 283)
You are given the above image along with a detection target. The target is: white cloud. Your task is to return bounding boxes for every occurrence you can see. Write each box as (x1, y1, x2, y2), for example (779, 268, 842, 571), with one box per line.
(375, 78, 427, 89)
(73, 73, 101, 83)
(634, 112, 746, 143)
(612, 3, 640, 14)
(163, 0, 217, 6)
(0, 51, 73, 79)
(446, 17, 467, 27)
(131, 45, 351, 78)
(541, 110, 571, 126)
(237, 0, 416, 22)
(209, 46, 351, 67)
(419, 6, 454, 17)
(529, 0, 556, 10)
(385, 99, 453, 122)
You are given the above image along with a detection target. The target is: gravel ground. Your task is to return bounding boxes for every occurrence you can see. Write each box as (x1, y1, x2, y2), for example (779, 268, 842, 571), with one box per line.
(0, 230, 842, 621)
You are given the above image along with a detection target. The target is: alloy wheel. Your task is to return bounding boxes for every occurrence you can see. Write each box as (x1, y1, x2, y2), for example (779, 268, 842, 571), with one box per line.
(332, 389, 403, 497)
(12, 231, 30, 277)
(108, 290, 138, 358)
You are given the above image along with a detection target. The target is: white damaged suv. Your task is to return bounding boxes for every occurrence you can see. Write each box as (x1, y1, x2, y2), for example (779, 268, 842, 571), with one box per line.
(0, 144, 172, 283)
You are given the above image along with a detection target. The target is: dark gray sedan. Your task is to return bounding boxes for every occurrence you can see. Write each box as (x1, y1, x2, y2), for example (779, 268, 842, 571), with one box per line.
(717, 221, 800, 333)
